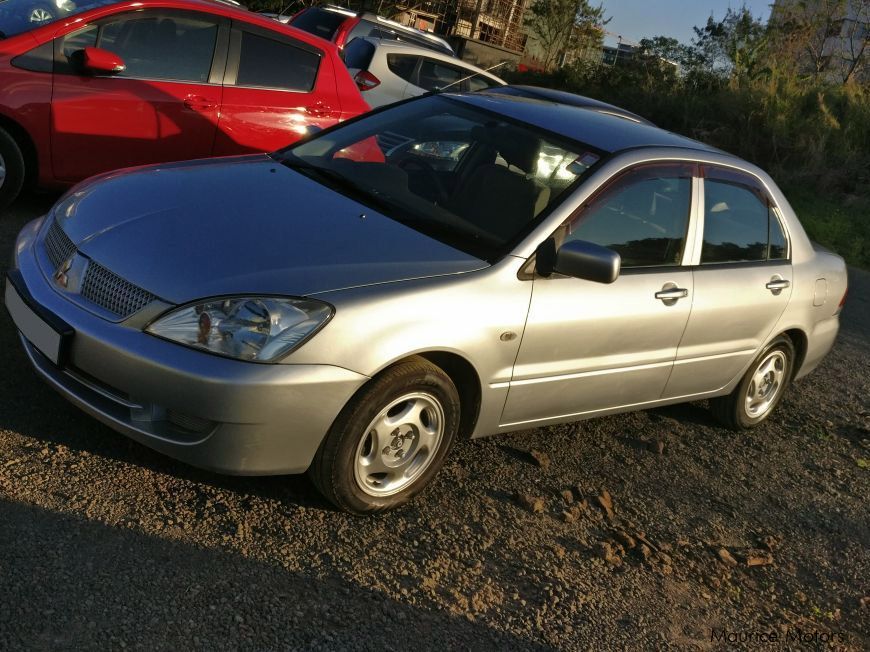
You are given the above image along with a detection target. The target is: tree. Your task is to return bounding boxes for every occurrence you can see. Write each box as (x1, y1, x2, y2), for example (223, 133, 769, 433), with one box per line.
(770, 0, 869, 84)
(691, 5, 768, 79)
(525, 0, 608, 70)
(637, 36, 703, 71)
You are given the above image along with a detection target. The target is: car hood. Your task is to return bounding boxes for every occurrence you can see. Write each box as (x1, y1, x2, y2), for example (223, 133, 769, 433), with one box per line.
(55, 155, 488, 305)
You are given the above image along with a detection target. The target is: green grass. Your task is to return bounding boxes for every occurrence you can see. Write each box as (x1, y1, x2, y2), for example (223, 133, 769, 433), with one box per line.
(783, 187, 869, 269)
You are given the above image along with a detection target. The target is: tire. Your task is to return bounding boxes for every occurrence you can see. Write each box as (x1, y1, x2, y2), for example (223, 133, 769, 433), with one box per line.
(710, 334, 795, 430)
(310, 356, 460, 514)
(0, 127, 26, 213)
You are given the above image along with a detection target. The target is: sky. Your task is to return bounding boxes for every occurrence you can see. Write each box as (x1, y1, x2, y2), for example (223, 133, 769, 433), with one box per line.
(599, 0, 774, 47)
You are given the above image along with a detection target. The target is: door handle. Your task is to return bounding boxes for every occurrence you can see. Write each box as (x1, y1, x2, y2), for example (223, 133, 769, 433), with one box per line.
(655, 288, 689, 300)
(765, 279, 791, 292)
(183, 96, 216, 111)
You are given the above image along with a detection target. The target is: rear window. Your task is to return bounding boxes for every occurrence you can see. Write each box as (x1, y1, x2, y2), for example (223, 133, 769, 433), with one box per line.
(466, 75, 497, 92)
(236, 32, 320, 92)
(288, 7, 348, 40)
(387, 54, 418, 82)
(343, 38, 376, 71)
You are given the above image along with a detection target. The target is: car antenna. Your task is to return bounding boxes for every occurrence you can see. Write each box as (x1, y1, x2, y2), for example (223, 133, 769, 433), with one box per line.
(436, 61, 509, 93)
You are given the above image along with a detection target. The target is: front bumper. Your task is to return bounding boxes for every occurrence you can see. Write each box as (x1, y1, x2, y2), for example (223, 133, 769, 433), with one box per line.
(5, 219, 368, 475)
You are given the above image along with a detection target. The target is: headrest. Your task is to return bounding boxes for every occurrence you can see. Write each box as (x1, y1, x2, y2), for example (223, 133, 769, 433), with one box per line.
(472, 124, 540, 174)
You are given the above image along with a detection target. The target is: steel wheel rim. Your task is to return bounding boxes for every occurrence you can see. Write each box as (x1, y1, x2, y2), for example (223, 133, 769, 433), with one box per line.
(0, 152, 6, 190)
(744, 350, 787, 418)
(30, 7, 53, 23)
(353, 392, 445, 497)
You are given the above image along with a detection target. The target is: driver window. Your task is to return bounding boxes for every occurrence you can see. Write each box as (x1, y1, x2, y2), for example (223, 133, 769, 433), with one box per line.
(563, 163, 694, 268)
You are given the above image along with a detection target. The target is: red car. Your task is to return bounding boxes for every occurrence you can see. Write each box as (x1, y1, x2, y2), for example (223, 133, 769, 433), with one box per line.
(0, 0, 370, 209)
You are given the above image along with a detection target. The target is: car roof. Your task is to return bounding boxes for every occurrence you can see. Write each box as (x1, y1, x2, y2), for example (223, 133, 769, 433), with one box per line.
(451, 91, 724, 156)
(312, 4, 454, 52)
(363, 38, 505, 83)
(485, 85, 653, 125)
(29, 0, 337, 51)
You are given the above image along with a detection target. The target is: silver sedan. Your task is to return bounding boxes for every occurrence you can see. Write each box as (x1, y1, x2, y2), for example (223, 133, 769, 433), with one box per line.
(5, 92, 847, 513)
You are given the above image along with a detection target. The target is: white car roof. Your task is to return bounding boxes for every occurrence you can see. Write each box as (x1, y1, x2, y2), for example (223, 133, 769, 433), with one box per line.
(363, 37, 506, 86)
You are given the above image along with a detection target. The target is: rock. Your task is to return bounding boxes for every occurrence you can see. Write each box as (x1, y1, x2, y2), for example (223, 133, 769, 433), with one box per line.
(614, 530, 636, 549)
(717, 548, 738, 566)
(762, 535, 778, 551)
(636, 544, 652, 562)
(560, 489, 574, 504)
(647, 440, 665, 455)
(860, 596, 869, 609)
(596, 542, 622, 566)
(515, 493, 546, 514)
(745, 552, 774, 567)
(560, 510, 577, 523)
(529, 449, 551, 470)
(596, 489, 615, 520)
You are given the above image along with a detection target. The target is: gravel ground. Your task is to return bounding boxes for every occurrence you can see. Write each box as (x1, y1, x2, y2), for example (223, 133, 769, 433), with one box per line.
(1, 193, 868, 651)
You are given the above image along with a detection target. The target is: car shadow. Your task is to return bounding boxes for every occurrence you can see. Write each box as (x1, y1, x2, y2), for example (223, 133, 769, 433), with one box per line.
(647, 402, 719, 428)
(0, 499, 550, 650)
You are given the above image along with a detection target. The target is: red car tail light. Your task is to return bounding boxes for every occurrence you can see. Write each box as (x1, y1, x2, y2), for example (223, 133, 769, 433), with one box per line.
(835, 288, 847, 315)
(354, 70, 381, 91)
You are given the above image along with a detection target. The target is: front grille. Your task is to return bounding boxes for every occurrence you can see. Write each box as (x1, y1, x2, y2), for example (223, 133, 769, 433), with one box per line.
(45, 220, 76, 270)
(80, 261, 158, 318)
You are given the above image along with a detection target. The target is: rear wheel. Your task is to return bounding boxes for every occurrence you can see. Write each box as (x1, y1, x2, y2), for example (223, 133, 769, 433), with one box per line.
(0, 128, 26, 213)
(710, 335, 795, 429)
(310, 357, 460, 514)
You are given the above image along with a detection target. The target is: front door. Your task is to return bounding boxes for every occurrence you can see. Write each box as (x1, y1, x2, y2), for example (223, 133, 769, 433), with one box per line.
(503, 163, 697, 426)
(51, 10, 225, 182)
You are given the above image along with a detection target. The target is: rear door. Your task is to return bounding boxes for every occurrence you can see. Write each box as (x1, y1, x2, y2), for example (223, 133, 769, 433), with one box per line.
(663, 165, 792, 398)
(50, 9, 227, 182)
(214, 23, 336, 155)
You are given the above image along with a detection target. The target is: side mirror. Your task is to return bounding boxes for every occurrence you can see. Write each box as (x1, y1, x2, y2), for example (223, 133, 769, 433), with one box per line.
(301, 125, 323, 140)
(535, 238, 621, 284)
(74, 47, 126, 75)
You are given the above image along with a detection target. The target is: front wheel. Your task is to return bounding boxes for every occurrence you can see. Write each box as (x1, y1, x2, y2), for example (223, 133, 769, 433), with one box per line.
(710, 335, 795, 429)
(309, 357, 460, 514)
(0, 128, 26, 213)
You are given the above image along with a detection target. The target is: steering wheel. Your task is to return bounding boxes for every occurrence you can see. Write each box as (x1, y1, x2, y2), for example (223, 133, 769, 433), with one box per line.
(395, 155, 451, 205)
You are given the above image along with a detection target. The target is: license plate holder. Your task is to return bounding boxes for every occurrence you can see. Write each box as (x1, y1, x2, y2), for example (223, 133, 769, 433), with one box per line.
(4, 271, 74, 368)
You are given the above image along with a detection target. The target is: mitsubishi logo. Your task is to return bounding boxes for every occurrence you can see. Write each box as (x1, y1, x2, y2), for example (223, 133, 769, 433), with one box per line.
(54, 257, 73, 289)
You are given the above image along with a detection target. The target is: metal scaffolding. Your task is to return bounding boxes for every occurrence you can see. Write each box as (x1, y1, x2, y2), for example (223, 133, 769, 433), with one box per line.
(352, 0, 530, 53)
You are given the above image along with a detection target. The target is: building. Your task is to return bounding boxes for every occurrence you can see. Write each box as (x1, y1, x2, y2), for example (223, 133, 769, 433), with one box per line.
(601, 42, 636, 66)
(348, 0, 531, 67)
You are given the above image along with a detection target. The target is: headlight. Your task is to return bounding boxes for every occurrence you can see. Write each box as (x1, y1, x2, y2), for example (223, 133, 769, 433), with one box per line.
(146, 297, 333, 362)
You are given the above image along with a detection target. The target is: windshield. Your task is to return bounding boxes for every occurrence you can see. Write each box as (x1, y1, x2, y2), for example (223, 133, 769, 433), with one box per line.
(277, 96, 602, 260)
(0, 0, 115, 39)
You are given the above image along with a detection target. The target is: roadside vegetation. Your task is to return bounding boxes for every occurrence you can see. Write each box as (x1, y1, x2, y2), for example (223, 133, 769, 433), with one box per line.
(509, 3, 870, 267)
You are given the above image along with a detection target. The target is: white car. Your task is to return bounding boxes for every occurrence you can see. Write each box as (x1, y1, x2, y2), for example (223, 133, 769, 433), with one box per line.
(344, 37, 506, 108)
